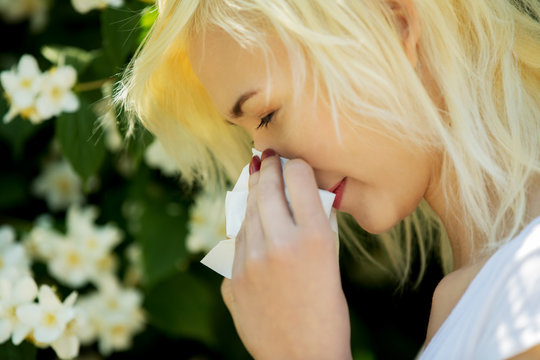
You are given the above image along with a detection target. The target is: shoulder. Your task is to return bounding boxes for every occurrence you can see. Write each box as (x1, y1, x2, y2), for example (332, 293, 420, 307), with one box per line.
(425, 258, 488, 344)
(510, 344, 540, 360)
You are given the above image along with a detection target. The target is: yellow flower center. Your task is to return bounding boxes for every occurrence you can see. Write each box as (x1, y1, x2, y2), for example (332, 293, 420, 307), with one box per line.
(110, 324, 128, 338)
(97, 255, 114, 271)
(67, 251, 81, 266)
(44, 312, 57, 327)
(20, 78, 32, 89)
(107, 299, 119, 310)
(0, 257, 4, 269)
(50, 87, 62, 101)
(192, 214, 206, 225)
(56, 178, 71, 194)
(20, 107, 37, 120)
(86, 237, 98, 249)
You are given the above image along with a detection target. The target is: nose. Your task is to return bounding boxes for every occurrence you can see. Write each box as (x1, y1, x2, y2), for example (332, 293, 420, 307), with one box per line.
(252, 139, 293, 161)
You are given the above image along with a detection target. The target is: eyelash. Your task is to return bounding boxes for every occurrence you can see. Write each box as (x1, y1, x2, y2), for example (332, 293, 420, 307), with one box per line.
(256, 111, 275, 130)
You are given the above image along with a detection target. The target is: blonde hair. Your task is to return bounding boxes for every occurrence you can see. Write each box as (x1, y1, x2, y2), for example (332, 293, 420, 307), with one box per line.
(117, 0, 540, 283)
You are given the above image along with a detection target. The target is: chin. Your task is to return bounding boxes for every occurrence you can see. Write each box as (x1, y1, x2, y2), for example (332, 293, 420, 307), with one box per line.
(347, 208, 402, 235)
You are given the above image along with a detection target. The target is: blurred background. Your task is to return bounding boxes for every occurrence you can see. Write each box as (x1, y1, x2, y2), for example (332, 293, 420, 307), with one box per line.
(0, 0, 444, 359)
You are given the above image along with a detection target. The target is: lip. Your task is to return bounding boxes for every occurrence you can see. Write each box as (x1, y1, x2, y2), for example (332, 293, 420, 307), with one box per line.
(327, 177, 347, 209)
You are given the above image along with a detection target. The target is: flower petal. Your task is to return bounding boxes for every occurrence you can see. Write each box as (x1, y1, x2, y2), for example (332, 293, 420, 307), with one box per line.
(0, 319, 12, 344)
(11, 91, 36, 109)
(11, 325, 31, 345)
(3, 106, 19, 124)
(61, 92, 79, 112)
(0, 71, 18, 93)
(16, 303, 41, 326)
(35, 94, 56, 120)
(63, 292, 78, 307)
(54, 67, 77, 88)
(56, 307, 75, 325)
(0, 226, 15, 246)
(34, 325, 62, 344)
(108, 0, 124, 7)
(38, 285, 61, 310)
(14, 277, 38, 304)
(18, 55, 41, 78)
(52, 334, 80, 359)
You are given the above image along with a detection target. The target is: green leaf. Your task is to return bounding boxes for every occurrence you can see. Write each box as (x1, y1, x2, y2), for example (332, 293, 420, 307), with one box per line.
(0, 173, 28, 210)
(101, 5, 143, 69)
(41, 45, 98, 74)
(55, 98, 106, 180)
(0, 117, 39, 160)
(0, 341, 37, 360)
(133, 181, 190, 286)
(144, 271, 215, 345)
(139, 6, 158, 43)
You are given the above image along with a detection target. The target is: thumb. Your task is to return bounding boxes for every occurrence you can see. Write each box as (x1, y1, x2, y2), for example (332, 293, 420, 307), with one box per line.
(221, 278, 235, 310)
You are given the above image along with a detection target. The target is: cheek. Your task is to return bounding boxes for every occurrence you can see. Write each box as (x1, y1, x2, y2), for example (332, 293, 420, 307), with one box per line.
(343, 147, 434, 233)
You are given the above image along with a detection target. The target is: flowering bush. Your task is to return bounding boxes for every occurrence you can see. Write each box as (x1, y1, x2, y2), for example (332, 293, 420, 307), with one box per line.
(0, 1, 438, 359)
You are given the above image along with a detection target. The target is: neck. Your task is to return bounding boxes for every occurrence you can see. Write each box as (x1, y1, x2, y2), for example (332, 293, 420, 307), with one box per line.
(426, 173, 540, 271)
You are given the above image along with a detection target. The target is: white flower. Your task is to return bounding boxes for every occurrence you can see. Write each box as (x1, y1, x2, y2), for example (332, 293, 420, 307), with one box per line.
(23, 220, 63, 261)
(0, 276, 38, 344)
(51, 317, 81, 360)
(0, 226, 32, 281)
(15, 286, 78, 359)
(0, 0, 50, 32)
(35, 66, 79, 120)
(66, 206, 122, 261)
(124, 243, 143, 286)
(46, 206, 122, 288)
(71, 0, 124, 14)
(144, 138, 178, 176)
(76, 277, 144, 356)
(48, 239, 93, 288)
(186, 192, 227, 253)
(32, 160, 83, 211)
(0, 54, 43, 123)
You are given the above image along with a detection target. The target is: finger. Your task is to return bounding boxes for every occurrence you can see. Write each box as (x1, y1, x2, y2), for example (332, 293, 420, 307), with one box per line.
(232, 220, 246, 278)
(221, 278, 234, 310)
(245, 171, 266, 259)
(256, 154, 294, 241)
(283, 159, 328, 228)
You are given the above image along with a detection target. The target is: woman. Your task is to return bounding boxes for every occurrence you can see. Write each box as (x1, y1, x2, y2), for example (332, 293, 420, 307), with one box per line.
(118, 0, 540, 358)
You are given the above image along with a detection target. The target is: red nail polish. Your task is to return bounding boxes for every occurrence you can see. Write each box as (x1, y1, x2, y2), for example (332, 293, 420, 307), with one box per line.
(261, 148, 276, 161)
(249, 155, 261, 174)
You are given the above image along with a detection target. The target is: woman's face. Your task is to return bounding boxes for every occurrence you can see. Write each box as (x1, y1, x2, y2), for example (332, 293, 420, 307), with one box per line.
(188, 27, 439, 234)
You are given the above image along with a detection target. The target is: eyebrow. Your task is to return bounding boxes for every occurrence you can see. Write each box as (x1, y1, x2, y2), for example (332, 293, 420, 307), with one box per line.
(229, 90, 259, 119)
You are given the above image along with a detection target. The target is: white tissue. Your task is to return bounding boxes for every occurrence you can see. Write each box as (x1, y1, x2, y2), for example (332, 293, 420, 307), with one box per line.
(201, 149, 339, 278)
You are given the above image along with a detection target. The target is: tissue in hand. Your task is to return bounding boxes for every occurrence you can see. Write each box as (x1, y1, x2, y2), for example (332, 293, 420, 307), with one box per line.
(200, 149, 339, 278)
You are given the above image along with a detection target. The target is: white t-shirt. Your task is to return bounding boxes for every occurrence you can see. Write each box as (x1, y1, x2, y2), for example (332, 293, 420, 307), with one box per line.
(418, 217, 540, 359)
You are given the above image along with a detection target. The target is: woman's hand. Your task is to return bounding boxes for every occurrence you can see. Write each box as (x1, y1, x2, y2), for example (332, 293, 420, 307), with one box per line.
(221, 151, 352, 360)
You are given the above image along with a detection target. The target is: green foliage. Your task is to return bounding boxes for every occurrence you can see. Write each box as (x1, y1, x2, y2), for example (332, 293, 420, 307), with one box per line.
(41, 45, 97, 73)
(55, 98, 106, 181)
(127, 173, 190, 286)
(144, 271, 215, 344)
(101, 4, 145, 70)
(0, 116, 39, 160)
(0, 342, 37, 360)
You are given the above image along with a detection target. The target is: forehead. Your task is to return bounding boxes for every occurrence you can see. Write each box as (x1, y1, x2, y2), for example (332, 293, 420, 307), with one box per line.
(186, 27, 289, 113)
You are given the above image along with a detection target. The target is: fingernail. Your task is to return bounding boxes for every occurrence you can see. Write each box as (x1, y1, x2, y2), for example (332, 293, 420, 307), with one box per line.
(261, 148, 276, 161)
(249, 155, 261, 175)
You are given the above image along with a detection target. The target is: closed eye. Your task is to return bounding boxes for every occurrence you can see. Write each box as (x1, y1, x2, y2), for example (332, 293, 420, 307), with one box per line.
(256, 111, 275, 130)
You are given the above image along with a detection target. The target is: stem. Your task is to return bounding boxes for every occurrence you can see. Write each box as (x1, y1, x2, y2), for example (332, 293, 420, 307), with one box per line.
(74, 78, 114, 93)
